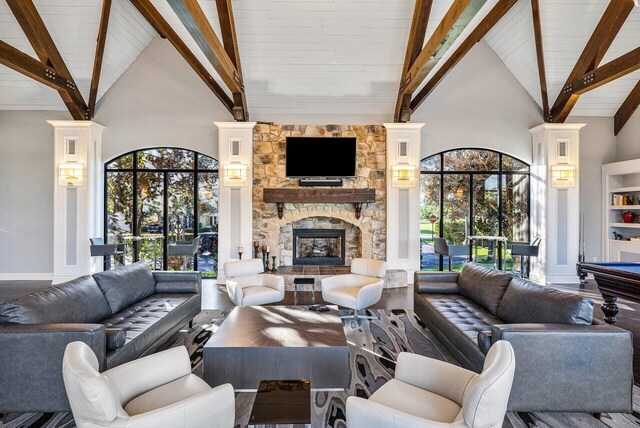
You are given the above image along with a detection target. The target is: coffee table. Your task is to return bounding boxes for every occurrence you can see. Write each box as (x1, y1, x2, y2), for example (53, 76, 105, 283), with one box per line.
(248, 379, 311, 428)
(203, 306, 348, 391)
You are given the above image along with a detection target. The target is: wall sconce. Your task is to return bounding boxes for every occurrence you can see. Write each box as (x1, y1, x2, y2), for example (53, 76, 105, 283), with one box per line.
(551, 163, 576, 188)
(223, 162, 248, 187)
(58, 161, 84, 187)
(391, 164, 417, 188)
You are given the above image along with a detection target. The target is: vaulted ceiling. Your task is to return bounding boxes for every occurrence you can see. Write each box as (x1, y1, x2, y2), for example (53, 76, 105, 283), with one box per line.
(1, 0, 639, 123)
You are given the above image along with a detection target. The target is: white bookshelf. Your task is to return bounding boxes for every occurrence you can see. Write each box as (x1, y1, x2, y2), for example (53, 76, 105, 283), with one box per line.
(603, 159, 640, 262)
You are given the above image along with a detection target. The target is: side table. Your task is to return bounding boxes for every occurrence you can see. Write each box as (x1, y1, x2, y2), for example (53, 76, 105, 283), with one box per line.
(293, 277, 316, 305)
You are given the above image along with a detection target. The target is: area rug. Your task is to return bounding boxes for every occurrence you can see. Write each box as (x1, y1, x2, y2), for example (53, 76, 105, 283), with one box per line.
(2, 309, 639, 428)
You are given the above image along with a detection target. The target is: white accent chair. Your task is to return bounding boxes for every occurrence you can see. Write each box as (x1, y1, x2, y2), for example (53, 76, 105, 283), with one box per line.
(223, 258, 285, 306)
(62, 342, 235, 428)
(321, 258, 387, 322)
(346, 341, 516, 428)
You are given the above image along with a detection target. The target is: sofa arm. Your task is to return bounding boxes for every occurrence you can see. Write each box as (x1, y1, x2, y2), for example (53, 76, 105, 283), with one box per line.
(414, 271, 460, 294)
(153, 271, 201, 293)
(0, 323, 106, 412)
(489, 323, 633, 413)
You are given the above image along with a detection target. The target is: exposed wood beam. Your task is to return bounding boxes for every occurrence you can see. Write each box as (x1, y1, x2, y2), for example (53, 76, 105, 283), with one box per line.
(550, 0, 634, 122)
(0, 40, 75, 92)
(410, 0, 516, 113)
(129, 0, 234, 114)
(168, 0, 243, 95)
(614, 80, 640, 136)
(401, 0, 487, 96)
(216, 0, 248, 121)
(6, 0, 88, 119)
(88, 0, 112, 118)
(531, 0, 549, 121)
(394, 0, 433, 122)
(562, 46, 640, 96)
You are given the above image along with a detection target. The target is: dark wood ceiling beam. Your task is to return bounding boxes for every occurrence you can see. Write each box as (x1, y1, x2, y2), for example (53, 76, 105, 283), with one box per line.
(401, 0, 487, 97)
(215, 0, 248, 121)
(0, 40, 75, 92)
(88, 0, 112, 118)
(394, 0, 433, 122)
(129, 0, 234, 114)
(410, 0, 516, 112)
(6, 0, 88, 119)
(614, 80, 640, 136)
(531, 0, 549, 121)
(550, 0, 634, 122)
(168, 0, 243, 94)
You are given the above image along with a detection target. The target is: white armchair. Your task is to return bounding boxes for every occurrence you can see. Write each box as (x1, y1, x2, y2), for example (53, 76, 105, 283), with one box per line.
(321, 258, 387, 322)
(223, 258, 285, 306)
(62, 342, 235, 428)
(346, 341, 516, 428)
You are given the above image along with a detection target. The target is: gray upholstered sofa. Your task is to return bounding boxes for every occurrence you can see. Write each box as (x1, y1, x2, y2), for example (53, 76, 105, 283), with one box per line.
(414, 262, 634, 414)
(0, 262, 201, 413)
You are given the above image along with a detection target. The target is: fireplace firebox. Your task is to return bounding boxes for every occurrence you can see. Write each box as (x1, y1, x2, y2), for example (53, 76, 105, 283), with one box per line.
(292, 229, 346, 265)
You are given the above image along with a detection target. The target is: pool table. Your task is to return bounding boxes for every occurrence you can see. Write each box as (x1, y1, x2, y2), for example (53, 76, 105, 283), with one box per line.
(578, 262, 640, 324)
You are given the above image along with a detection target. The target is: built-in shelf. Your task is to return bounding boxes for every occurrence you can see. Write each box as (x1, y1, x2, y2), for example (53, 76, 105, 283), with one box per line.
(263, 188, 376, 219)
(610, 186, 640, 193)
(610, 205, 640, 210)
(609, 223, 640, 228)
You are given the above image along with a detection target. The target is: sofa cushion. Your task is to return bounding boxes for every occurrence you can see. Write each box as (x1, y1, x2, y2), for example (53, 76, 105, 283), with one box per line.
(457, 263, 512, 315)
(497, 278, 595, 325)
(0, 276, 112, 325)
(93, 262, 156, 313)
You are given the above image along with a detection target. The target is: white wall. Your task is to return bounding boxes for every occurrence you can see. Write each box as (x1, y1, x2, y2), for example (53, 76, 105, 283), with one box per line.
(616, 109, 640, 162)
(95, 37, 232, 162)
(0, 110, 70, 276)
(414, 40, 543, 163)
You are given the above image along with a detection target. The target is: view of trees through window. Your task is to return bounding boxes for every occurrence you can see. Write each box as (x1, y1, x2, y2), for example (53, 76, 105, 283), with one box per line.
(105, 148, 219, 277)
(420, 149, 530, 272)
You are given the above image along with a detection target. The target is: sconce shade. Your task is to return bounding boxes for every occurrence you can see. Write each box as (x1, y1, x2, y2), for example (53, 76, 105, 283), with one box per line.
(551, 163, 576, 188)
(223, 162, 248, 187)
(391, 164, 417, 188)
(58, 162, 84, 187)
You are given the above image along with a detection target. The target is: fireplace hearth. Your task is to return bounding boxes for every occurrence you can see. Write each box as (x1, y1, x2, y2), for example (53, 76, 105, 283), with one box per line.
(293, 229, 346, 265)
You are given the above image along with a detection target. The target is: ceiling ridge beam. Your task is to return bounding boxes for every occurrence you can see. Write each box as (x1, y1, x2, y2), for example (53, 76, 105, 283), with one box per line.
(410, 0, 517, 113)
(614, 80, 640, 136)
(550, 0, 635, 123)
(394, 0, 433, 122)
(531, 0, 549, 122)
(0, 40, 76, 93)
(129, 0, 234, 114)
(6, 0, 88, 119)
(88, 0, 112, 119)
(215, 0, 248, 121)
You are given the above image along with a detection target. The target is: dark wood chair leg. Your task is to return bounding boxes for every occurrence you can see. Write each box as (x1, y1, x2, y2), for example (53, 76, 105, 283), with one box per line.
(189, 320, 193, 328)
(593, 413, 601, 420)
(448, 256, 452, 271)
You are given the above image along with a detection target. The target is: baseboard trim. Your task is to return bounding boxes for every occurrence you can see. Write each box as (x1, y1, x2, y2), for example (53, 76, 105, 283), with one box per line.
(0, 273, 53, 281)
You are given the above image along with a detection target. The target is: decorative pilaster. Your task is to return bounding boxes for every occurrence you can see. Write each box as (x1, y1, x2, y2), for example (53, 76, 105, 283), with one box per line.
(530, 123, 586, 284)
(48, 121, 104, 283)
(384, 123, 424, 284)
(215, 121, 256, 283)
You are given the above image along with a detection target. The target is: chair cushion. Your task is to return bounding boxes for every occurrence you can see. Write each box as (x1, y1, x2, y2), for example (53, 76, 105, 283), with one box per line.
(93, 262, 157, 313)
(497, 278, 594, 325)
(241, 286, 283, 306)
(224, 259, 264, 278)
(323, 287, 360, 309)
(0, 276, 112, 325)
(370, 379, 461, 423)
(123, 374, 210, 416)
(457, 263, 512, 315)
(351, 258, 387, 278)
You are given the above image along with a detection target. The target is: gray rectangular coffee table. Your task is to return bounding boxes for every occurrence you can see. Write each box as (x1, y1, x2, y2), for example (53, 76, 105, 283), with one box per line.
(203, 306, 349, 391)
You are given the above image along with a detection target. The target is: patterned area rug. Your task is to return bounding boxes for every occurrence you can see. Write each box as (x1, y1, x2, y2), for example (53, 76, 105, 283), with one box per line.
(2, 309, 639, 428)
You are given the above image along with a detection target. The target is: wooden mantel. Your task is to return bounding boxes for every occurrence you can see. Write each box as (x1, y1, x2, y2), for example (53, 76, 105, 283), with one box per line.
(263, 188, 376, 219)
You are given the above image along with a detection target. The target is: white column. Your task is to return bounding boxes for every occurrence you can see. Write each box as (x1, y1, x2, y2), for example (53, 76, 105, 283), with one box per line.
(49, 121, 105, 283)
(530, 123, 585, 284)
(215, 121, 256, 283)
(384, 123, 424, 284)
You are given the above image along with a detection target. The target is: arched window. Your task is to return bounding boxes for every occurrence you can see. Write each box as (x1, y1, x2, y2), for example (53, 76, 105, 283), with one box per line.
(420, 149, 530, 272)
(105, 148, 219, 276)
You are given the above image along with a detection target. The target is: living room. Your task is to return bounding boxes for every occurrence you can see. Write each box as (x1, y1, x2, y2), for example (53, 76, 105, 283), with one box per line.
(0, 0, 639, 427)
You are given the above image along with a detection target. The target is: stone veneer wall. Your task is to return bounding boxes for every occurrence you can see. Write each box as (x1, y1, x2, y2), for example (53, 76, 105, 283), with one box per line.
(253, 124, 386, 266)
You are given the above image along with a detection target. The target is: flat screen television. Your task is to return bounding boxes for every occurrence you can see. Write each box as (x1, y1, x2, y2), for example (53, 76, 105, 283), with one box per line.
(285, 137, 356, 178)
